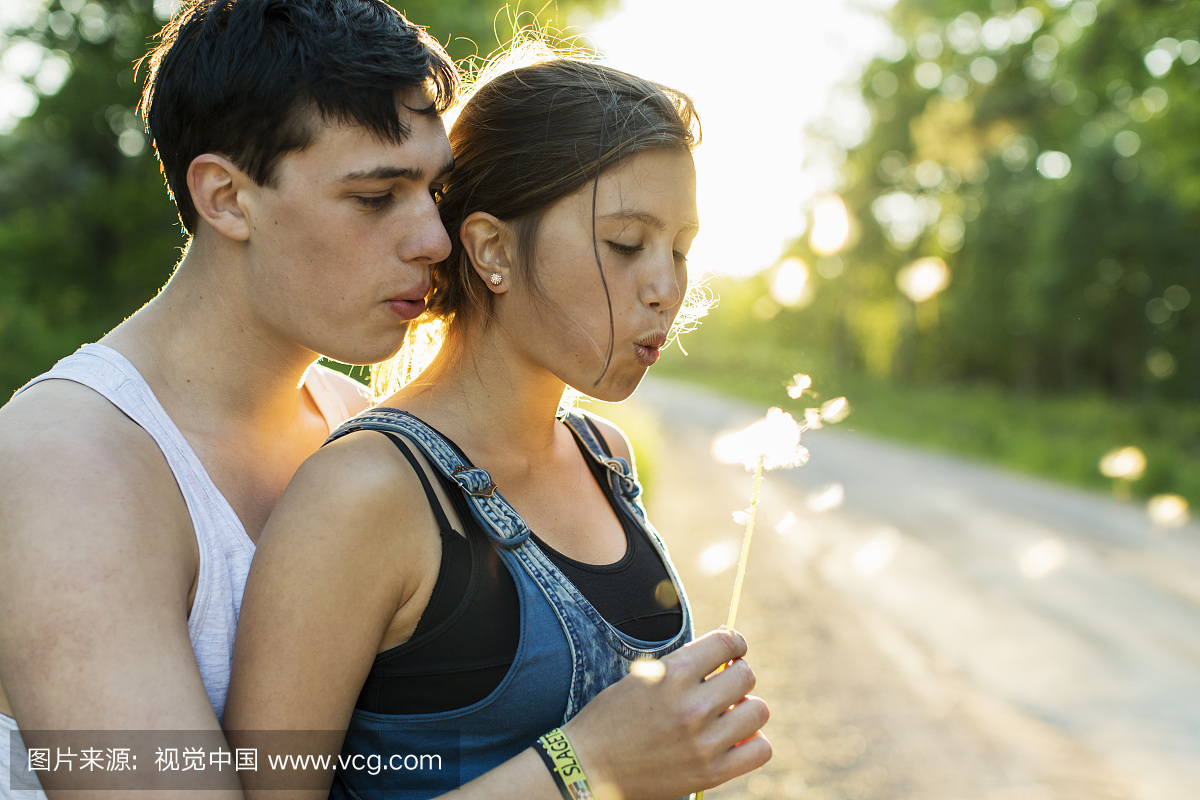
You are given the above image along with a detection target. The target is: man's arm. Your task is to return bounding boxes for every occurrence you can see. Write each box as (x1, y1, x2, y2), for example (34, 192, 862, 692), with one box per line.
(0, 381, 241, 798)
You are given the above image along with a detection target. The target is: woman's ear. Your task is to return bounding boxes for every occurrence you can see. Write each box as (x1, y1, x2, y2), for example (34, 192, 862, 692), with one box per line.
(187, 154, 251, 241)
(460, 212, 512, 293)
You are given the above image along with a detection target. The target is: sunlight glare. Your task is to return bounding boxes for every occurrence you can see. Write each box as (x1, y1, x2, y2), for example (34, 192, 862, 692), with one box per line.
(586, 0, 895, 277)
(629, 657, 667, 683)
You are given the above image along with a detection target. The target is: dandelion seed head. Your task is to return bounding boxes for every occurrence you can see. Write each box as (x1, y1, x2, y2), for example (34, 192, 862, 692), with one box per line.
(786, 373, 813, 400)
(1148, 494, 1189, 528)
(712, 407, 809, 470)
(1099, 446, 1146, 480)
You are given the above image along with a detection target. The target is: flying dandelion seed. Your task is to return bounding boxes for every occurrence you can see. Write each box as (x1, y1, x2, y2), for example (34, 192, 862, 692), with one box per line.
(698, 540, 740, 576)
(1020, 538, 1068, 579)
(1099, 446, 1147, 480)
(804, 407, 823, 430)
(732, 509, 752, 526)
(711, 407, 809, 471)
(775, 511, 798, 534)
(1148, 494, 1190, 528)
(821, 396, 851, 423)
(787, 372, 813, 399)
(854, 528, 901, 575)
(807, 483, 845, 513)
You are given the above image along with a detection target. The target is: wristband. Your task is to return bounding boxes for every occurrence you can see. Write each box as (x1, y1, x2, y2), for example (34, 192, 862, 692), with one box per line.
(536, 728, 594, 800)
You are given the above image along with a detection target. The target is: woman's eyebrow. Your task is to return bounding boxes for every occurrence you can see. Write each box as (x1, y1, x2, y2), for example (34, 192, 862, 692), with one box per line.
(600, 210, 700, 233)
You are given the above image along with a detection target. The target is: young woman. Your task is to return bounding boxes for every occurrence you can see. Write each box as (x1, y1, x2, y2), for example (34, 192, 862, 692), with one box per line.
(224, 54, 769, 800)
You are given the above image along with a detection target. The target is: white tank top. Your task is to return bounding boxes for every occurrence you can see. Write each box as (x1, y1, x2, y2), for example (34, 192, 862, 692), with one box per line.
(0, 343, 353, 795)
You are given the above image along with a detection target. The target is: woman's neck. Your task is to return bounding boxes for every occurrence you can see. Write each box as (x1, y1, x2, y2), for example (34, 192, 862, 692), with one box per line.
(386, 321, 567, 461)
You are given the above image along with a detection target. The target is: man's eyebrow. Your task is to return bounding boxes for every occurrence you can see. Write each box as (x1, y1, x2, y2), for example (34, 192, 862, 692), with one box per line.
(600, 210, 700, 233)
(341, 159, 455, 183)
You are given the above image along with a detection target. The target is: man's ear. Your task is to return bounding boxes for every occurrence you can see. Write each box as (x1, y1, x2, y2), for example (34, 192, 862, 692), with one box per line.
(460, 212, 512, 293)
(187, 154, 251, 242)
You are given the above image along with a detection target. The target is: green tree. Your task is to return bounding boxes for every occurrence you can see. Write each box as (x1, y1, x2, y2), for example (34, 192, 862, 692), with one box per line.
(782, 0, 1200, 401)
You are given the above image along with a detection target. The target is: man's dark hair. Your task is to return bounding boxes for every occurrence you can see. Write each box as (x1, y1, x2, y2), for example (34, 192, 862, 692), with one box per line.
(137, 0, 458, 234)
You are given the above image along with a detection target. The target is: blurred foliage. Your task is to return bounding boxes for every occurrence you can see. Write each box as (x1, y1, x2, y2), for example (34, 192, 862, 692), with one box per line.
(0, 0, 608, 398)
(769, 0, 1199, 406)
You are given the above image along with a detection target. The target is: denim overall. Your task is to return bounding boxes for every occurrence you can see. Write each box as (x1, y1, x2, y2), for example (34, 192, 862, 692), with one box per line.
(323, 408, 693, 799)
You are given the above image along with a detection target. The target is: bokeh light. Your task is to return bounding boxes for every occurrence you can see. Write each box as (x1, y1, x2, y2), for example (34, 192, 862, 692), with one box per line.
(1147, 494, 1190, 528)
(896, 257, 950, 303)
(810, 194, 853, 256)
(1019, 537, 1068, 579)
(1098, 446, 1147, 480)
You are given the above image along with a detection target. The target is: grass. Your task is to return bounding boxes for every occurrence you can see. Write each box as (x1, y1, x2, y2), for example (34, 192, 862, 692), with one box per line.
(653, 333, 1200, 509)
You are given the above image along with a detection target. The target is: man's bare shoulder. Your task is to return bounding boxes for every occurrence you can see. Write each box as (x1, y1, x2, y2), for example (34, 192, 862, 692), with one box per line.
(0, 378, 195, 557)
(0, 379, 213, 734)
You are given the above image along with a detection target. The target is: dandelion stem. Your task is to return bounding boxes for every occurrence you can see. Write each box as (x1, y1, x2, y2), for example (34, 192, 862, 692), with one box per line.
(727, 454, 765, 630)
(695, 456, 765, 800)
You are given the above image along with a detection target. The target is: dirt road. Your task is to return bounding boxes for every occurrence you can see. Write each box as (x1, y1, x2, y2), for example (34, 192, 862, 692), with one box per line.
(596, 378, 1200, 800)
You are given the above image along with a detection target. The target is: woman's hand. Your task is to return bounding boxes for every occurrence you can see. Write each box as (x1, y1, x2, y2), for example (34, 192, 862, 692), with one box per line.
(563, 629, 771, 799)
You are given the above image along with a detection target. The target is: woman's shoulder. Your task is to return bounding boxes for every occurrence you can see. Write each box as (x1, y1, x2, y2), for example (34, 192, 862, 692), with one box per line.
(272, 428, 438, 541)
(569, 409, 634, 463)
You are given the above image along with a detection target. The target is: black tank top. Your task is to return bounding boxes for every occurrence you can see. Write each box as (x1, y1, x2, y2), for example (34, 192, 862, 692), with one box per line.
(354, 417, 683, 715)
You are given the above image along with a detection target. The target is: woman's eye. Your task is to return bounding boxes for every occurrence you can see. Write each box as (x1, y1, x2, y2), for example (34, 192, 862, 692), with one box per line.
(355, 194, 393, 211)
(673, 251, 689, 265)
(608, 241, 644, 256)
(429, 185, 445, 202)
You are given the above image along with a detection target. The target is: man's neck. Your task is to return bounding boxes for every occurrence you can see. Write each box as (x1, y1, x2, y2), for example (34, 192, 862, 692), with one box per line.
(99, 244, 318, 432)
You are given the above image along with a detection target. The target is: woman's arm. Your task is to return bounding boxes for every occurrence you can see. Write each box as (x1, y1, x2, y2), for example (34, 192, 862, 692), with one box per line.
(224, 432, 441, 798)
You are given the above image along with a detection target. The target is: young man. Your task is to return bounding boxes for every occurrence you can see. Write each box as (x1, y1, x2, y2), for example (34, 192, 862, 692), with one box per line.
(0, 1, 769, 798)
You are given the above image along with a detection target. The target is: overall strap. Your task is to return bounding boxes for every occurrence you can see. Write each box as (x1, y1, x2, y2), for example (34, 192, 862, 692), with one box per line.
(559, 411, 643, 502)
(325, 409, 532, 548)
(379, 432, 455, 535)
